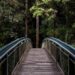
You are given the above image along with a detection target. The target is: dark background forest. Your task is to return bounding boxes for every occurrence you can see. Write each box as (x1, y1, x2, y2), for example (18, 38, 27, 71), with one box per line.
(0, 0, 75, 47)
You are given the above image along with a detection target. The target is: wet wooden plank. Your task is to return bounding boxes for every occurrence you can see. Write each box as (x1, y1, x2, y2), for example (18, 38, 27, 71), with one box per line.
(12, 48, 64, 75)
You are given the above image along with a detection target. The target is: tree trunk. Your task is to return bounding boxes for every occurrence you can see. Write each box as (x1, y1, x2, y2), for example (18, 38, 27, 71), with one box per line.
(36, 0, 39, 48)
(36, 16, 39, 48)
(25, 0, 28, 37)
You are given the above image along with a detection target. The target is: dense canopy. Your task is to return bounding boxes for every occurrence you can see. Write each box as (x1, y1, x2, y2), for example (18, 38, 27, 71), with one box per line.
(0, 0, 75, 47)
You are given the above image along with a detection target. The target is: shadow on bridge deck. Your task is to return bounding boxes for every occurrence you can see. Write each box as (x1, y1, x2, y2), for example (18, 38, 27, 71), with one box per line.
(12, 48, 64, 75)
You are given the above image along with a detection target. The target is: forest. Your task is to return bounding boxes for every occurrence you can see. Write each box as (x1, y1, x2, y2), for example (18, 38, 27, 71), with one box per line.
(0, 0, 75, 47)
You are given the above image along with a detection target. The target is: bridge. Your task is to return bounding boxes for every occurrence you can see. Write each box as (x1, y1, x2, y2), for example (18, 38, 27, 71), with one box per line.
(0, 37, 75, 75)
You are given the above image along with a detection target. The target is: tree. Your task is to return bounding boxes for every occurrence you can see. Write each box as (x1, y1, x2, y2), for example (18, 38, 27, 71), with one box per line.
(30, 0, 57, 47)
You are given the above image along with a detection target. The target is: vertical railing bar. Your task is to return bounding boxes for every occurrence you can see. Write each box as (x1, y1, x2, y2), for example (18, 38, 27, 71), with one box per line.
(6, 54, 8, 75)
(68, 55, 70, 75)
(59, 47, 61, 66)
(0, 58, 6, 75)
(13, 49, 15, 68)
(0, 61, 1, 75)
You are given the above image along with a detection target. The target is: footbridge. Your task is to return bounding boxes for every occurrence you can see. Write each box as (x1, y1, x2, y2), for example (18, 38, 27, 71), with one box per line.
(0, 37, 75, 75)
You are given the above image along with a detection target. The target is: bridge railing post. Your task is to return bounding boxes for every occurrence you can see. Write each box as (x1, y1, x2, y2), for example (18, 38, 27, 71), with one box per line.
(48, 41, 52, 54)
(0, 63, 1, 75)
(0, 57, 7, 75)
(69, 58, 75, 75)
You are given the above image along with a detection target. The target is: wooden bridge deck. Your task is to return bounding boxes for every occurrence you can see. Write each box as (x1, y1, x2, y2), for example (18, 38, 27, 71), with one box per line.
(12, 48, 64, 75)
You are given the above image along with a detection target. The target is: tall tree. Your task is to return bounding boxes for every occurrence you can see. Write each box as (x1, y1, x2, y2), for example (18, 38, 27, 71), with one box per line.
(36, 0, 39, 48)
(30, 0, 56, 47)
(25, 0, 28, 37)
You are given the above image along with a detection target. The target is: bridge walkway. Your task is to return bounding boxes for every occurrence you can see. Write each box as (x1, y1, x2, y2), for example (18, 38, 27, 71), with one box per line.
(12, 48, 64, 75)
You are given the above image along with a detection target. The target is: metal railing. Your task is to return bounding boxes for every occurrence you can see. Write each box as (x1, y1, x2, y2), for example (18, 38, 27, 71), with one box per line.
(0, 37, 32, 75)
(42, 37, 75, 75)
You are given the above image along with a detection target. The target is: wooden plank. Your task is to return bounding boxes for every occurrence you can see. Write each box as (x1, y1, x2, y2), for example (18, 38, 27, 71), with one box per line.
(12, 48, 64, 75)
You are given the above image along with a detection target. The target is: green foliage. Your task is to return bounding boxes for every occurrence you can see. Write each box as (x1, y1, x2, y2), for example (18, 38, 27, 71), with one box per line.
(30, 6, 45, 17)
(72, 23, 75, 28)
(42, 0, 50, 4)
(0, 0, 75, 47)
(30, 0, 57, 19)
(30, 0, 75, 44)
(0, 0, 26, 47)
(72, 44, 75, 48)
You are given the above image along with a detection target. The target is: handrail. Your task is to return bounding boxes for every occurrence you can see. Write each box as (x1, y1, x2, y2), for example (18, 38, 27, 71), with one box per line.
(43, 37, 75, 60)
(42, 37, 75, 75)
(0, 37, 32, 75)
(0, 37, 31, 60)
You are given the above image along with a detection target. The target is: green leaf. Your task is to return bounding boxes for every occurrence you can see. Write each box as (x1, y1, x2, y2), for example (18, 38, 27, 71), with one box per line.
(42, 0, 50, 4)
